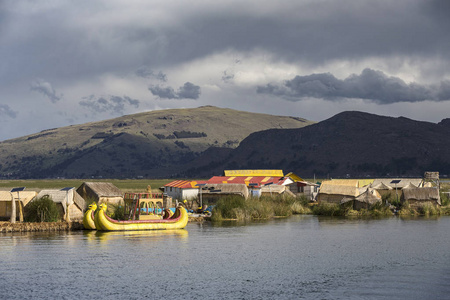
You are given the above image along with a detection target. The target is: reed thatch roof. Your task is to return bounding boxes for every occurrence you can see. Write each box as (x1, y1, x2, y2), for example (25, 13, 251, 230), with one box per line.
(319, 183, 360, 197)
(77, 182, 123, 197)
(371, 182, 393, 190)
(0, 191, 37, 206)
(261, 185, 296, 197)
(402, 187, 441, 204)
(402, 182, 417, 189)
(325, 179, 359, 187)
(202, 184, 249, 199)
(36, 189, 86, 214)
(356, 188, 382, 204)
(371, 178, 423, 189)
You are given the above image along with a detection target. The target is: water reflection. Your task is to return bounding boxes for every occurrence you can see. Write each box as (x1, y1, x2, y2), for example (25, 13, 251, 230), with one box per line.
(91, 229, 188, 242)
(2, 217, 450, 299)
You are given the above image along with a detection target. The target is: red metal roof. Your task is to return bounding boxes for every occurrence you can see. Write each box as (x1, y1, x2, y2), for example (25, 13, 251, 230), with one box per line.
(206, 176, 288, 188)
(164, 180, 207, 189)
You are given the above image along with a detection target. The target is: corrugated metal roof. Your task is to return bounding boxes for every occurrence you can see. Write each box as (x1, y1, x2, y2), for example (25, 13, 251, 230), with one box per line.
(285, 172, 304, 182)
(164, 180, 205, 189)
(207, 176, 287, 188)
(224, 170, 284, 177)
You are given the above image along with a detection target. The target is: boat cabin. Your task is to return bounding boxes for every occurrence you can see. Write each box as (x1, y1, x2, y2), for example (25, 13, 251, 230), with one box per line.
(124, 192, 164, 220)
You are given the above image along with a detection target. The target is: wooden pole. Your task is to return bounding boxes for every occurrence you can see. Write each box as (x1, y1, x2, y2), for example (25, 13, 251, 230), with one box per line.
(10, 192, 16, 224)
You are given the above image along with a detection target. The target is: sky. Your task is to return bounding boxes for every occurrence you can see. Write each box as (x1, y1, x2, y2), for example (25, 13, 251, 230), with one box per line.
(1, 0, 450, 141)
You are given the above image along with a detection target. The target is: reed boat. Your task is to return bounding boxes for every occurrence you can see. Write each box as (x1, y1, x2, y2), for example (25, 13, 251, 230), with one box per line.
(95, 203, 188, 231)
(83, 203, 97, 230)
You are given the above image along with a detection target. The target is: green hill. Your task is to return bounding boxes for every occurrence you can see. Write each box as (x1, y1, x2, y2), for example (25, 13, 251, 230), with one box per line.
(0, 106, 313, 178)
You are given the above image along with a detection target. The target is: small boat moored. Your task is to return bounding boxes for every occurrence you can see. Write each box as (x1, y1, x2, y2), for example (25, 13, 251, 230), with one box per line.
(94, 203, 188, 231)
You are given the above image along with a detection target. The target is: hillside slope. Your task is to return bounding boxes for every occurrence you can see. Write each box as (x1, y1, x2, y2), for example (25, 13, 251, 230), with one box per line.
(184, 111, 450, 178)
(0, 106, 313, 178)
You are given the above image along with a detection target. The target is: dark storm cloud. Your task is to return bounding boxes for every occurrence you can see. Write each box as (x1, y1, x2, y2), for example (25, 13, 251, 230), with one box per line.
(30, 79, 62, 103)
(148, 86, 178, 99)
(149, 82, 201, 99)
(0, 104, 17, 119)
(4, 0, 450, 83)
(257, 68, 450, 104)
(177, 82, 201, 99)
(135, 66, 167, 82)
(79, 95, 140, 115)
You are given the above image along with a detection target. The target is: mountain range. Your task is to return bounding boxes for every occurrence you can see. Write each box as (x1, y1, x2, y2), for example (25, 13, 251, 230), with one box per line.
(1, 106, 449, 179)
(0, 106, 312, 179)
(183, 111, 450, 178)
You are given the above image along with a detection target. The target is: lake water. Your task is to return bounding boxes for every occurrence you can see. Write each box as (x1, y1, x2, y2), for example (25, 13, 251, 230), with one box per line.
(1, 215, 450, 299)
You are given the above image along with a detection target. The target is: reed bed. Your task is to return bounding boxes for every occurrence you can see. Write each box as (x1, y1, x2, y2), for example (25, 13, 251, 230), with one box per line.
(211, 194, 311, 221)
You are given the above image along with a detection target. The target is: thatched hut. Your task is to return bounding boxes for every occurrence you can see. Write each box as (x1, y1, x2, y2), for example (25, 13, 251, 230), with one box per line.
(371, 178, 423, 189)
(261, 185, 296, 197)
(36, 189, 86, 221)
(76, 182, 123, 205)
(402, 182, 417, 189)
(200, 184, 249, 204)
(317, 181, 360, 204)
(401, 187, 441, 207)
(0, 191, 37, 221)
(341, 188, 382, 210)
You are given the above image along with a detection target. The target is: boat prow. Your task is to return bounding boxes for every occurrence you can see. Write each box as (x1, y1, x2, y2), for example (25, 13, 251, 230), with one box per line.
(83, 203, 97, 230)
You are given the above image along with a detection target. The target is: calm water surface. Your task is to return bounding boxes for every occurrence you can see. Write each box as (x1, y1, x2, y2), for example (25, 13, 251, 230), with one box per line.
(1, 216, 450, 299)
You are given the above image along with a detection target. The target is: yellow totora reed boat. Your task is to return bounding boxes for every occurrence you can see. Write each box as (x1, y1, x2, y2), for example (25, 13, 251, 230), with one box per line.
(83, 203, 97, 230)
(95, 203, 188, 231)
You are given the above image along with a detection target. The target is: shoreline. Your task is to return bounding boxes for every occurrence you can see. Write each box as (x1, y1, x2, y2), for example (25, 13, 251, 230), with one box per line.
(0, 217, 206, 233)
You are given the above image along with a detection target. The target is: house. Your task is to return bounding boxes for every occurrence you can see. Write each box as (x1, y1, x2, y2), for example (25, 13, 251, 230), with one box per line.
(371, 178, 423, 189)
(317, 180, 360, 204)
(340, 188, 382, 210)
(162, 180, 205, 201)
(206, 174, 291, 197)
(371, 178, 424, 201)
(36, 189, 86, 221)
(76, 182, 123, 205)
(283, 172, 319, 200)
(224, 169, 285, 177)
(260, 185, 296, 197)
(401, 187, 441, 207)
(0, 190, 37, 221)
(200, 184, 249, 204)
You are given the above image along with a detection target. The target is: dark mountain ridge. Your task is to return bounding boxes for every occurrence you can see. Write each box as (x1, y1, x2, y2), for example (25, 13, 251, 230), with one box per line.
(184, 111, 450, 178)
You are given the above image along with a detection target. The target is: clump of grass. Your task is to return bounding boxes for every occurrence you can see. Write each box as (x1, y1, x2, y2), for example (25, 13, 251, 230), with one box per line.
(211, 196, 247, 221)
(24, 195, 60, 222)
(290, 201, 312, 214)
(312, 203, 346, 216)
(245, 197, 273, 220)
(397, 202, 417, 216)
(416, 203, 441, 216)
(440, 191, 449, 206)
(109, 203, 126, 220)
(312, 202, 392, 218)
(211, 194, 311, 221)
